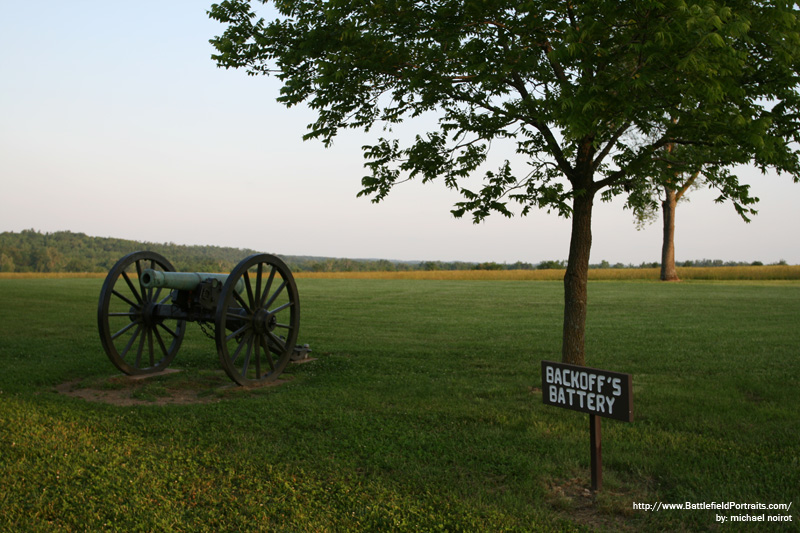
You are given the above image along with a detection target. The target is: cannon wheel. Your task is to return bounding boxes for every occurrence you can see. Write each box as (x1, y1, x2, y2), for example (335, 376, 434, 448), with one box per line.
(97, 251, 186, 375)
(215, 254, 300, 386)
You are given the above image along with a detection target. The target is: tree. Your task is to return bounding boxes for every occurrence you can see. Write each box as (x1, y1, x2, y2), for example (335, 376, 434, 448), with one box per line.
(0, 253, 14, 273)
(209, 0, 800, 366)
(628, 141, 760, 281)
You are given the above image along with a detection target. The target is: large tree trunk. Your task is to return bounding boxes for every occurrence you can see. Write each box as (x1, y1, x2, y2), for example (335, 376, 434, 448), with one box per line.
(660, 187, 680, 281)
(562, 190, 595, 366)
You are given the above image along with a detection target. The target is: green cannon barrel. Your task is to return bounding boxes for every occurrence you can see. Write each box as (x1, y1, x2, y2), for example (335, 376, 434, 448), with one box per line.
(140, 269, 244, 293)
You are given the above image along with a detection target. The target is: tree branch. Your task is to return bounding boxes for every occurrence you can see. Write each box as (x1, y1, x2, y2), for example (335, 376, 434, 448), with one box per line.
(507, 72, 573, 176)
(542, 40, 571, 86)
(592, 136, 672, 192)
(675, 169, 701, 201)
(592, 121, 631, 172)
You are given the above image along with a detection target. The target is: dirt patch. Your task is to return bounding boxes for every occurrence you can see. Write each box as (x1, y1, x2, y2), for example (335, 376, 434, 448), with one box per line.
(546, 477, 639, 532)
(55, 370, 291, 406)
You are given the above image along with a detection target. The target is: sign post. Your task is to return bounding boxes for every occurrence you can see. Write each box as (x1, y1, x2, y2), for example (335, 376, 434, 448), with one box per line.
(590, 414, 602, 490)
(541, 360, 633, 492)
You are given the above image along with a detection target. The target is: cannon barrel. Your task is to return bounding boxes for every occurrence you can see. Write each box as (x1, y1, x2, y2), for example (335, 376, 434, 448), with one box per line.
(140, 269, 244, 293)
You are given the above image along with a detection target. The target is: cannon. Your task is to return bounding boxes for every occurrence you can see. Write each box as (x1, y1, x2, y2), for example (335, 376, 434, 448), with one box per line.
(97, 251, 309, 386)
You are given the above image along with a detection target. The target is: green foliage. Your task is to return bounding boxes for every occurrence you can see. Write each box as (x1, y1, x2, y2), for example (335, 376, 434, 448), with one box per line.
(209, 0, 800, 220)
(0, 229, 535, 273)
(624, 161, 761, 233)
(537, 259, 567, 270)
(1, 279, 799, 530)
(209, 0, 800, 363)
(2, 229, 785, 275)
(474, 261, 504, 270)
(0, 229, 258, 274)
(0, 230, 416, 274)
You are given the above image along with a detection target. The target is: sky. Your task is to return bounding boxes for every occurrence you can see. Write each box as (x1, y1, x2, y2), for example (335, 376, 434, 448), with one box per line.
(1, 2, 798, 265)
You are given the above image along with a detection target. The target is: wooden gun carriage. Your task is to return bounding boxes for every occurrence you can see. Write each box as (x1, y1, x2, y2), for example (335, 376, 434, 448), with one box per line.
(97, 251, 308, 386)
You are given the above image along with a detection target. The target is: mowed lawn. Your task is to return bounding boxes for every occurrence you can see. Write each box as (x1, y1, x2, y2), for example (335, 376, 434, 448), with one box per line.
(1, 278, 798, 531)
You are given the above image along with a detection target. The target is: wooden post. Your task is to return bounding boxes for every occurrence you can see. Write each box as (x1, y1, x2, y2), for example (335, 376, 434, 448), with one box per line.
(590, 414, 602, 491)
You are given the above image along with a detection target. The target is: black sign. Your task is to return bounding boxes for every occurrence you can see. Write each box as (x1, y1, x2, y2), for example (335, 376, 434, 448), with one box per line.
(541, 360, 633, 422)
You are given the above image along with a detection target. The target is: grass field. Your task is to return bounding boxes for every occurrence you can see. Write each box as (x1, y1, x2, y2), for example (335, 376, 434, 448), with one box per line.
(1, 278, 798, 531)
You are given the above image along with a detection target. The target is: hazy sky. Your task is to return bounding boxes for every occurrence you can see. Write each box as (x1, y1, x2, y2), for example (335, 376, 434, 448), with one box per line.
(2, 2, 798, 265)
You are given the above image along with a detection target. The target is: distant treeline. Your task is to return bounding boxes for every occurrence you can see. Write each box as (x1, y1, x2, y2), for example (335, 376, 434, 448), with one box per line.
(0, 229, 787, 274)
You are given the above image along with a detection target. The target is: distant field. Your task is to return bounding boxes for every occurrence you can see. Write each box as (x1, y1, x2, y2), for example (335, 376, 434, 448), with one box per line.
(2, 264, 798, 280)
(296, 265, 800, 280)
(1, 277, 798, 531)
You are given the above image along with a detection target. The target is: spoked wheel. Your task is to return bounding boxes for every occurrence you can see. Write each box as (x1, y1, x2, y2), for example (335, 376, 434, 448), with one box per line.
(97, 251, 186, 375)
(215, 254, 300, 386)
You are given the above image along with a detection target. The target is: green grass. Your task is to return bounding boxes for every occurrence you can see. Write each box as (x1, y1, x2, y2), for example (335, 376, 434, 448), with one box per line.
(1, 278, 798, 531)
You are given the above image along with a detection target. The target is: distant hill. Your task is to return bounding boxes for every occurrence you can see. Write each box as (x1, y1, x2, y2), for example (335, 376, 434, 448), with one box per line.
(0, 229, 778, 274)
(0, 229, 484, 273)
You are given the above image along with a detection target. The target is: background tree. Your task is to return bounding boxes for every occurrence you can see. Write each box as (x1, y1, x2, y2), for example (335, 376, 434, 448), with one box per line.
(627, 143, 760, 281)
(0, 252, 15, 273)
(209, 0, 800, 366)
(631, 168, 705, 281)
